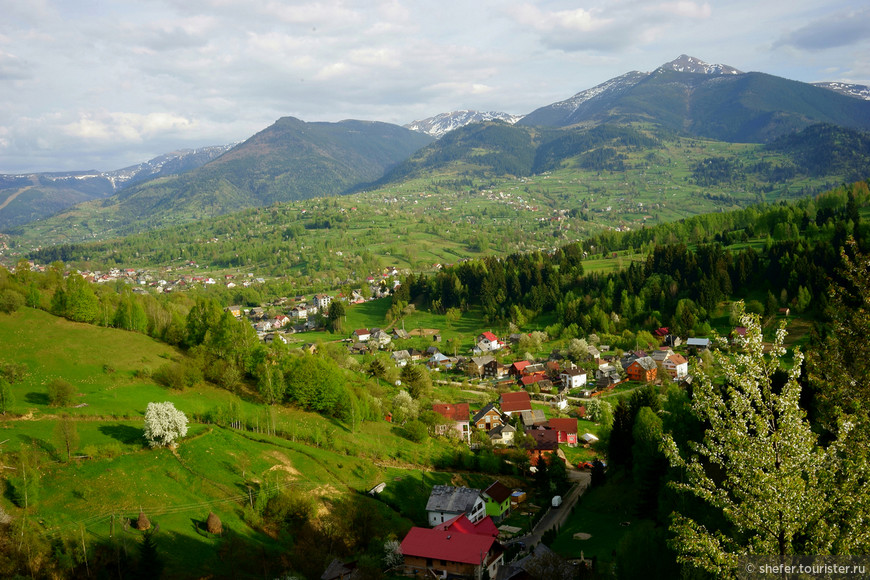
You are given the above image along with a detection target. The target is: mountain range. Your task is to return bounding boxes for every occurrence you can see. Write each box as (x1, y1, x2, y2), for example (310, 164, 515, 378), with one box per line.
(0, 145, 234, 231)
(4, 55, 870, 241)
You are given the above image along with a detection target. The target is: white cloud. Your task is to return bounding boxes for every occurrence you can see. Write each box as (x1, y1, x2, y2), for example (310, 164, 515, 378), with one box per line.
(653, 1, 711, 19)
(62, 112, 195, 143)
(510, 3, 612, 34)
(0, 0, 867, 172)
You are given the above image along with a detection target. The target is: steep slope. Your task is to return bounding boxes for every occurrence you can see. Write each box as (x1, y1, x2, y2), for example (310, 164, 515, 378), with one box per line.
(14, 118, 432, 237)
(519, 56, 870, 142)
(405, 110, 523, 138)
(0, 146, 233, 231)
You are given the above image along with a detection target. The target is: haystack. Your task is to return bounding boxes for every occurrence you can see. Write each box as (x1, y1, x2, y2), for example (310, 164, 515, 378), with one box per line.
(206, 512, 222, 535)
(137, 511, 151, 531)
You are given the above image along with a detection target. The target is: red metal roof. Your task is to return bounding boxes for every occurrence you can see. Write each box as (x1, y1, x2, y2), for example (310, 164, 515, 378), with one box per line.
(547, 418, 578, 434)
(434, 514, 499, 538)
(520, 375, 546, 386)
(480, 331, 499, 341)
(400, 527, 497, 564)
(432, 403, 470, 422)
(500, 391, 531, 412)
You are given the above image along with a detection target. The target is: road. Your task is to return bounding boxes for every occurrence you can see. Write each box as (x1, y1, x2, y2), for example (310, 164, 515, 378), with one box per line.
(508, 466, 591, 548)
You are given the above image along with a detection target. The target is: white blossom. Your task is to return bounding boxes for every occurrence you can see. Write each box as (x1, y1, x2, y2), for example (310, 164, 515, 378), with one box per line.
(143, 401, 189, 448)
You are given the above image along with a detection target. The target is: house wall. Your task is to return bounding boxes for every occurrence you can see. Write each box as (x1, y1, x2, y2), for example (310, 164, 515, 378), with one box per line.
(628, 366, 656, 382)
(485, 497, 511, 519)
(474, 410, 503, 431)
(428, 510, 461, 526)
(402, 555, 476, 578)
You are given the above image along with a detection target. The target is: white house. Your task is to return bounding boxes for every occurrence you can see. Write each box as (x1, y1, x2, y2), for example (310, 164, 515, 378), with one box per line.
(312, 293, 332, 310)
(425, 486, 486, 526)
(289, 305, 309, 319)
(560, 368, 587, 390)
(476, 332, 503, 352)
(664, 353, 689, 379)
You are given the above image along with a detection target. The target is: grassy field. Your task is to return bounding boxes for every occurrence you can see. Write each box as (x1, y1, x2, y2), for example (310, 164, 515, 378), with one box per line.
(550, 475, 654, 571)
(0, 307, 482, 578)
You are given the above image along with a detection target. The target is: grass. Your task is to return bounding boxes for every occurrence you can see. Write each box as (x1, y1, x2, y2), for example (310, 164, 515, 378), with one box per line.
(0, 307, 486, 578)
(550, 475, 654, 569)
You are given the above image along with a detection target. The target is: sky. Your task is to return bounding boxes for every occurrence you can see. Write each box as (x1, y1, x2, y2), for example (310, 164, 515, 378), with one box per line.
(1, 0, 868, 173)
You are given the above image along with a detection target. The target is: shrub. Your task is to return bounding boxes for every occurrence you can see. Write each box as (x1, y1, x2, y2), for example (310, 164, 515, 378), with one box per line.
(47, 378, 75, 407)
(153, 361, 201, 390)
(0, 289, 25, 314)
(403, 420, 429, 443)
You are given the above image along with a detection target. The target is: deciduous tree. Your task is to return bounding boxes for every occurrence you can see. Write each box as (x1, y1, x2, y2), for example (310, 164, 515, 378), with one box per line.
(663, 304, 869, 576)
(53, 416, 80, 462)
(0, 378, 13, 415)
(143, 401, 189, 448)
(47, 378, 75, 407)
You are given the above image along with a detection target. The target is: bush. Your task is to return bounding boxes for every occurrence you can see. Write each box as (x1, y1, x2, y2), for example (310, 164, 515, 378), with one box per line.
(403, 420, 429, 443)
(153, 361, 201, 390)
(0, 289, 25, 314)
(47, 378, 75, 407)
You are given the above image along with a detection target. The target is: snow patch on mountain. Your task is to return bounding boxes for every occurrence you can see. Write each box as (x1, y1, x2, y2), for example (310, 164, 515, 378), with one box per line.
(657, 54, 742, 76)
(405, 110, 522, 138)
(552, 71, 649, 113)
(812, 82, 870, 101)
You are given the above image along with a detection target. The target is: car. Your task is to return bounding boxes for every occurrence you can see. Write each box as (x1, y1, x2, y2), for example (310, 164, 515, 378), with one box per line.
(577, 461, 594, 470)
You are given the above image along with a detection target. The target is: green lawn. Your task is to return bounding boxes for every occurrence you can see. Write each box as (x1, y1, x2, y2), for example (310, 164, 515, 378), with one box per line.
(550, 476, 654, 569)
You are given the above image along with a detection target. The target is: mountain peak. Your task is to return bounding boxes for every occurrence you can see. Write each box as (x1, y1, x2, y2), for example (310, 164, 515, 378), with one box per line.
(659, 55, 742, 75)
(405, 110, 522, 138)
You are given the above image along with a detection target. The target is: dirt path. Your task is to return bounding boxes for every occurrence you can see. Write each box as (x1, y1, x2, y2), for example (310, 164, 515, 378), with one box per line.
(0, 177, 38, 212)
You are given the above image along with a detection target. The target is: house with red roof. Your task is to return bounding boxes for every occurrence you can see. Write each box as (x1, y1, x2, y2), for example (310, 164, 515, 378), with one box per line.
(352, 328, 371, 342)
(509, 360, 531, 377)
(519, 374, 547, 389)
(433, 513, 499, 538)
(499, 392, 532, 416)
(432, 403, 471, 444)
(547, 418, 579, 447)
(400, 526, 504, 579)
(475, 331, 504, 353)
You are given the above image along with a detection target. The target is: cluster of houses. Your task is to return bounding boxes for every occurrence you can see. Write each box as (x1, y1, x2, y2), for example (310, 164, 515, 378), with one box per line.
(351, 330, 505, 365)
(429, 391, 584, 467)
(391, 468, 590, 579)
(225, 293, 335, 340)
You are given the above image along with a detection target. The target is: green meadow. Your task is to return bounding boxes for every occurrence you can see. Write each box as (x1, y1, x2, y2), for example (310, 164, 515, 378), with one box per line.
(0, 307, 480, 578)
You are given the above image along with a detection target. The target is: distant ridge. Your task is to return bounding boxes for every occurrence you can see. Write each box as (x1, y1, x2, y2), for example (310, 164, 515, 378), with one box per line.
(519, 55, 870, 142)
(812, 81, 870, 101)
(405, 110, 523, 138)
(0, 145, 234, 231)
